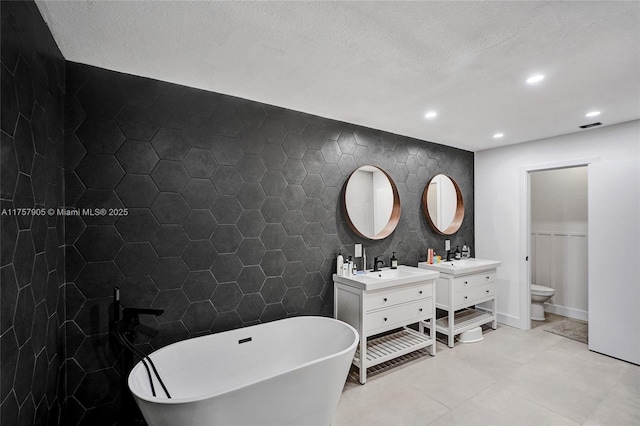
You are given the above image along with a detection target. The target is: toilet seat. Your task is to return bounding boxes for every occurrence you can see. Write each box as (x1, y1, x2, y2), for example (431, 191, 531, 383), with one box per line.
(531, 284, 554, 296)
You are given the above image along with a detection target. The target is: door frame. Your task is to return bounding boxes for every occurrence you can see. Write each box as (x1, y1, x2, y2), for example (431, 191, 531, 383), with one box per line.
(519, 156, 599, 331)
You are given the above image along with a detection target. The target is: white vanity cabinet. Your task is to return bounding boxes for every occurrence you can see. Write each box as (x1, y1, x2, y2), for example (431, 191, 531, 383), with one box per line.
(333, 266, 439, 384)
(418, 259, 501, 348)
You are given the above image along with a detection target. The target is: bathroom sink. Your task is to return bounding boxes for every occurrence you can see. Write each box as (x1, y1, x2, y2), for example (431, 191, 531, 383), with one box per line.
(333, 265, 439, 290)
(418, 258, 501, 276)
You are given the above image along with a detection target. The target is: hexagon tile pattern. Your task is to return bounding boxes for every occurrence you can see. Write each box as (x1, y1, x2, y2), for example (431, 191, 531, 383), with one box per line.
(1, 2, 66, 426)
(62, 61, 474, 425)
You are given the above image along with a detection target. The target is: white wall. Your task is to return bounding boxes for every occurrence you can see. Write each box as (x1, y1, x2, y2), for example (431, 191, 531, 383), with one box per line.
(475, 120, 640, 364)
(531, 167, 588, 234)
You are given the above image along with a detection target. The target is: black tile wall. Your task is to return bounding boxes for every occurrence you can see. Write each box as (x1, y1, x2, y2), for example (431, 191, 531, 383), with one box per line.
(2, 3, 474, 424)
(1, 1, 66, 425)
(64, 62, 474, 425)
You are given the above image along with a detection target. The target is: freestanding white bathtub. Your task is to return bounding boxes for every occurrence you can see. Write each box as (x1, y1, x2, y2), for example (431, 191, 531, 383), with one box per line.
(128, 316, 358, 426)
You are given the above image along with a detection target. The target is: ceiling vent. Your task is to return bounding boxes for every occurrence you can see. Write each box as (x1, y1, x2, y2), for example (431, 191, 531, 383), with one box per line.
(579, 122, 602, 129)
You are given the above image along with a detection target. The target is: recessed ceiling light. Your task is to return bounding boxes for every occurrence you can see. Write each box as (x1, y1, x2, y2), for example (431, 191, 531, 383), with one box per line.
(585, 111, 601, 118)
(493, 133, 504, 139)
(424, 111, 437, 119)
(526, 74, 545, 84)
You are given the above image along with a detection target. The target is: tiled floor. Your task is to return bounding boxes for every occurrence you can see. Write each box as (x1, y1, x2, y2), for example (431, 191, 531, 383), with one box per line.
(333, 314, 640, 425)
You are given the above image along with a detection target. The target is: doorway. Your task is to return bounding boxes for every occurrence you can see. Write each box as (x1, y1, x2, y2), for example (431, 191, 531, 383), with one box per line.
(529, 166, 588, 330)
(519, 157, 597, 332)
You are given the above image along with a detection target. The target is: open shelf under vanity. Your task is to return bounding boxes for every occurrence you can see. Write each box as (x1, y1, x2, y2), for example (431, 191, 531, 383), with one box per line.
(353, 325, 434, 367)
(435, 307, 495, 335)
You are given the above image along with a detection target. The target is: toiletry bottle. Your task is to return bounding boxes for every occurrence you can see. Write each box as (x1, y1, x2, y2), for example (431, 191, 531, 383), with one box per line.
(352, 260, 357, 275)
(462, 243, 469, 259)
(427, 248, 433, 264)
(455, 246, 461, 260)
(336, 251, 343, 276)
(347, 256, 353, 276)
(363, 248, 367, 272)
(390, 252, 398, 269)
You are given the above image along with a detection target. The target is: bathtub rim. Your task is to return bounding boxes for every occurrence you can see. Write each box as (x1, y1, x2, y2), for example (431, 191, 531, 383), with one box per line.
(128, 316, 359, 405)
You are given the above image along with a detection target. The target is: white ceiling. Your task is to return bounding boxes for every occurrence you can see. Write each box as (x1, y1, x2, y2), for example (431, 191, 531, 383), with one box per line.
(35, 1, 640, 152)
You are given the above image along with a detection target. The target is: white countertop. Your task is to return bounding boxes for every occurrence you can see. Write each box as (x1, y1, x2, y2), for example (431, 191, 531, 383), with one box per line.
(418, 258, 501, 276)
(333, 265, 439, 291)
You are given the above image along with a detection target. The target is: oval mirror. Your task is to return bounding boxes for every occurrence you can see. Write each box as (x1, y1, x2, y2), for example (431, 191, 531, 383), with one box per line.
(343, 166, 401, 240)
(422, 174, 464, 235)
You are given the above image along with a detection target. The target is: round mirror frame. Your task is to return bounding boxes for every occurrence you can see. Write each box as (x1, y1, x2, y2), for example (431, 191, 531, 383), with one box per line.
(422, 174, 465, 235)
(342, 166, 401, 240)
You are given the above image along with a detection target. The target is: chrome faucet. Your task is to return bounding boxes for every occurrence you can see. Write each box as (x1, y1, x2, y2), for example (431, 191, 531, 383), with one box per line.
(372, 256, 385, 272)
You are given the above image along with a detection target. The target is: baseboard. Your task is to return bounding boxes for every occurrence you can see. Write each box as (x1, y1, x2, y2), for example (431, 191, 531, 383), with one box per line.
(473, 307, 524, 330)
(496, 312, 523, 329)
(544, 303, 588, 321)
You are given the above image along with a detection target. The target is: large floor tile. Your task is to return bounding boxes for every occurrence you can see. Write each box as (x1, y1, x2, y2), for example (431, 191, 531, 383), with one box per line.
(497, 365, 604, 424)
(523, 344, 625, 396)
(334, 316, 640, 426)
(439, 337, 522, 381)
(333, 372, 449, 426)
(583, 380, 640, 426)
(474, 323, 564, 364)
(398, 353, 497, 409)
(546, 337, 631, 375)
(428, 386, 579, 426)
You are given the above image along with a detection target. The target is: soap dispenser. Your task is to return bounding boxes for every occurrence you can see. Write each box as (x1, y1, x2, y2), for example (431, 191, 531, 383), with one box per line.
(462, 243, 469, 259)
(390, 252, 398, 269)
(454, 246, 461, 260)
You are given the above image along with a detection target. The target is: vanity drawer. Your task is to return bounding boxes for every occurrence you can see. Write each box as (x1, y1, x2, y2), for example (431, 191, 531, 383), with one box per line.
(365, 283, 432, 312)
(366, 299, 433, 332)
(452, 272, 496, 293)
(474, 284, 496, 301)
(453, 283, 495, 307)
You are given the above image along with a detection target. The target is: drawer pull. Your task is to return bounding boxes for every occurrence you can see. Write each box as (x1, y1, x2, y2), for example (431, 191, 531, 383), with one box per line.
(419, 290, 423, 294)
(486, 276, 490, 280)
(464, 296, 468, 300)
(486, 290, 490, 293)
(383, 317, 388, 322)
(419, 308, 423, 312)
(464, 281, 468, 285)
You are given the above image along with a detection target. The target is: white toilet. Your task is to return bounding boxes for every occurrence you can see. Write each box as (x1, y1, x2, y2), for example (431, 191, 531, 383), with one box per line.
(531, 284, 555, 321)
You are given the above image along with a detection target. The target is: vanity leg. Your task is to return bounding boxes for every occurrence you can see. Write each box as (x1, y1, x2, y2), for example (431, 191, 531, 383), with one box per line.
(491, 298, 497, 330)
(448, 312, 455, 348)
(419, 320, 436, 356)
(428, 319, 436, 356)
(358, 335, 367, 384)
